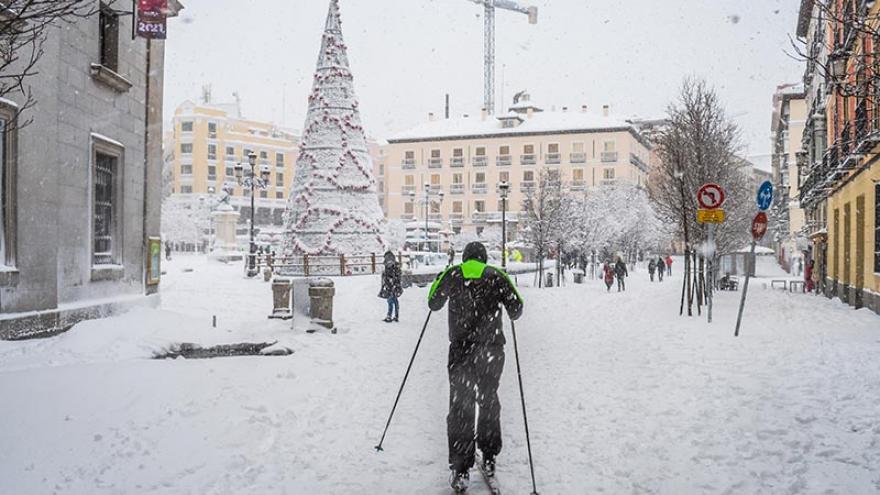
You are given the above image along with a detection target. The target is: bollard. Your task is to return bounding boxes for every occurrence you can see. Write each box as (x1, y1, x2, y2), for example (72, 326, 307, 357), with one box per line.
(263, 266, 273, 282)
(308, 278, 335, 331)
(269, 277, 293, 320)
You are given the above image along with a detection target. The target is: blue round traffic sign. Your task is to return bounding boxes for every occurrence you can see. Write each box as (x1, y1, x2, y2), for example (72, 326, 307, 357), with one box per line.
(756, 181, 773, 211)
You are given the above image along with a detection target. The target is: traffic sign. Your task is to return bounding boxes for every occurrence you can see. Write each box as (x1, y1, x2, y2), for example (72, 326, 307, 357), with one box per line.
(697, 209, 726, 224)
(751, 212, 768, 240)
(757, 181, 773, 210)
(697, 183, 726, 210)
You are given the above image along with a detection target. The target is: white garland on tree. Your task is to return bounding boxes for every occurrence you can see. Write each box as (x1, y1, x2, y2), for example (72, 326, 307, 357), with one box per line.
(281, 0, 386, 257)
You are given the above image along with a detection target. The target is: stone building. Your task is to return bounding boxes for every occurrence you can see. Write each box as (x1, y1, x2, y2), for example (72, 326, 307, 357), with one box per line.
(0, 1, 183, 339)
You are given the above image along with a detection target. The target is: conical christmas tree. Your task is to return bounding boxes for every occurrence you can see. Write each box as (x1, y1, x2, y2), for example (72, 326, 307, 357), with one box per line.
(282, 0, 386, 257)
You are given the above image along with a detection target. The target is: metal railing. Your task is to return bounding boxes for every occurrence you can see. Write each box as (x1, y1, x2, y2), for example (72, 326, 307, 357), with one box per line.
(451, 157, 465, 168)
(402, 159, 416, 169)
(450, 183, 465, 194)
(472, 183, 488, 194)
(496, 155, 512, 166)
(428, 158, 443, 168)
(570, 152, 587, 163)
(402, 185, 416, 194)
(253, 252, 414, 277)
(520, 181, 536, 192)
(545, 153, 561, 164)
(521, 154, 536, 165)
(570, 180, 586, 190)
(473, 156, 488, 167)
(601, 151, 618, 163)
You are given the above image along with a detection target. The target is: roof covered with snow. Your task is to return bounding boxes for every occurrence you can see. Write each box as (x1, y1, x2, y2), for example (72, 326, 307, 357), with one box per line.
(388, 110, 644, 144)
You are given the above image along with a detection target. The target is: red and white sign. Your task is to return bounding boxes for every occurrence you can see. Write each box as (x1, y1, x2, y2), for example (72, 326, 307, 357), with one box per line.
(137, 0, 168, 40)
(697, 183, 726, 210)
(751, 212, 768, 240)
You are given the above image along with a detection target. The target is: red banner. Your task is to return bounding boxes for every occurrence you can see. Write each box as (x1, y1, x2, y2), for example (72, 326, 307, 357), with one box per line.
(137, 0, 168, 40)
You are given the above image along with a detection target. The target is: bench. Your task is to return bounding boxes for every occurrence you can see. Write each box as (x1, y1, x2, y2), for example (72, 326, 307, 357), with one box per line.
(789, 280, 805, 293)
(771, 280, 788, 290)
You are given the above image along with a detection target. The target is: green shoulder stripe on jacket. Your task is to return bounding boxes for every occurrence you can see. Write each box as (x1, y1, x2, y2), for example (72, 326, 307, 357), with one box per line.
(428, 264, 457, 301)
(460, 259, 487, 279)
(489, 264, 524, 303)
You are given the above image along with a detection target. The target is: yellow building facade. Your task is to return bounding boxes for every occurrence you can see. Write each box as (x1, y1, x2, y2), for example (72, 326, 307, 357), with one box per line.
(381, 96, 652, 238)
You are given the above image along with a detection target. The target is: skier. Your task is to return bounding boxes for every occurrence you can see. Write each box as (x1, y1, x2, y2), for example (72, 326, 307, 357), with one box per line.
(428, 242, 524, 492)
(379, 251, 403, 322)
(665, 255, 673, 276)
(656, 256, 665, 282)
(602, 261, 615, 292)
(615, 257, 628, 292)
(648, 258, 656, 282)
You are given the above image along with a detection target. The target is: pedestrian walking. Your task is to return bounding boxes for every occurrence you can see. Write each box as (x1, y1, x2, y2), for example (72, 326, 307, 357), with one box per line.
(428, 242, 524, 492)
(665, 255, 673, 276)
(648, 259, 656, 282)
(805, 260, 815, 293)
(447, 247, 456, 267)
(656, 256, 665, 282)
(379, 251, 403, 322)
(602, 261, 615, 291)
(165, 241, 172, 261)
(615, 257, 628, 292)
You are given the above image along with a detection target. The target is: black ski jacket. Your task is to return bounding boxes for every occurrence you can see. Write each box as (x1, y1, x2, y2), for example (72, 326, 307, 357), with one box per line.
(428, 243, 523, 345)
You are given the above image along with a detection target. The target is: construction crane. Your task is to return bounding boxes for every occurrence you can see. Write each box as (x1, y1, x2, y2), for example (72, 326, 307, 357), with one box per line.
(466, 0, 537, 115)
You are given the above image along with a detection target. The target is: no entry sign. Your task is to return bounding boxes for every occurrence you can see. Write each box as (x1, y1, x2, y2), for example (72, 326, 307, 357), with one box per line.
(697, 183, 725, 210)
(751, 212, 768, 240)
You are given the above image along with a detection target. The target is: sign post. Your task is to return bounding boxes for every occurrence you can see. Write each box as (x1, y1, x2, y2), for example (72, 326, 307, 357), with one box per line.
(696, 183, 726, 323)
(735, 181, 773, 337)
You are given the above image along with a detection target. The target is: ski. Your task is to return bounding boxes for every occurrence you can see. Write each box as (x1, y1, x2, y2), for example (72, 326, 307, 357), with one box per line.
(474, 452, 501, 495)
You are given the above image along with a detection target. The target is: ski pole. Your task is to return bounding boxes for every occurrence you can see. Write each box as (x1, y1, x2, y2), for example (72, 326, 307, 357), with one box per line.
(374, 310, 432, 452)
(511, 319, 539, 495)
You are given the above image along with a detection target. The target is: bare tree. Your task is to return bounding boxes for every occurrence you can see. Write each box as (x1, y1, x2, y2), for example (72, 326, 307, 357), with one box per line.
(519, 167, 566, 288)
(650, 78, 752, 316)
(1, 1, 97, 122)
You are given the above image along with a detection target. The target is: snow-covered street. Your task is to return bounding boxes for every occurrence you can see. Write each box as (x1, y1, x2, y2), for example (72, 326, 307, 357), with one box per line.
(2, 256, 879, 494)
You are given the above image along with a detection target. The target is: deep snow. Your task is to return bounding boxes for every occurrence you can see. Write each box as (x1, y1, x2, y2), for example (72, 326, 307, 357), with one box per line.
(1, 255, 878, 494)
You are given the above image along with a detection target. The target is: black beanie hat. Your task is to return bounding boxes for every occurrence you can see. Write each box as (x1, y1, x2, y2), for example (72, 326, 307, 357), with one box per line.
(462, 241, 488, 263)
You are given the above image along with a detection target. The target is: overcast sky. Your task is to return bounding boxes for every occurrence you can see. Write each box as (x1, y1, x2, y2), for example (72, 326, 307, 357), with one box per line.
(163, 0, 803, 170)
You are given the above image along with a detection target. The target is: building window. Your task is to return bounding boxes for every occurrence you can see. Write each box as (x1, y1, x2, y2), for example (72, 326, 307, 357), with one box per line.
(404, 202, 414, 215)
(92, 136, 124, 266)
(474, 200, 485, 213)
(181, 121, 194, 133)
(405, 175, 414, 186)
(431, 174, 441, 186)
(225, 165, 234, 177)
(573, 169, 585, 181)
(276, 172, 284, 187)
(276, 153, 284, 167)
(499, 145, 510, 156)
(475, 172, 486, 183)
(603, 168, 615, 179)
(99, 3, 119, 71)
(180, 143, 192, 155)
(431, 149, 441, 159)
(453, 173, 463, 184)
(475, 147, 486, 156)
(548, 143, 559, 153)
(523, 170, 534, 182)
(874, 184, 880, 273)
(524, 144, 535, 154)
(453, 201, 463, 213)
(276, 191, 284, 199)
(844, 203, 851, 285)
(208, 122, 217, 138)
(0, 102, 18, 268)
(833, 208, 840, 279)
(499, 171, 509, 183)
(180, 185, 192, 194)
(226, 146, 235, 157)
(260, 190, 268, 199)
(260, 151, 268, 161)
(207, 144, 217, 161)
(180, 164, 192, 175)
(207, 165, 217, 180)
(379, 163, 384, 176)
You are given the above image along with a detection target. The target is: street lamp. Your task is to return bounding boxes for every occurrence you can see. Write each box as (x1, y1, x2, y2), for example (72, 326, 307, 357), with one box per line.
(236, 151, 270, 277)
(411, 183, 444, 252)
(499, 181, 510, 269)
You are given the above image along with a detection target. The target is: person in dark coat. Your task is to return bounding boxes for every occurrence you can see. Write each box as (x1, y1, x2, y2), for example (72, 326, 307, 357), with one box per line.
(428, 242, 524, 491)
(447, 247, 456, 267)
(603, 261, 615, 291)
(615, 257, 628, 292)
(648, 259, 656, 282)
(165, 241, 172, 261)
(379, 251, 403, 322)
(656, 256, 665, 282)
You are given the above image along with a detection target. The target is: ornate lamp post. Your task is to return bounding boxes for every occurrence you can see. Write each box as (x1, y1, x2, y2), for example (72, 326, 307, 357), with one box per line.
(409, 183, 445, 252)
(235, 152, 271, 277)
(499, 180, 510, 269)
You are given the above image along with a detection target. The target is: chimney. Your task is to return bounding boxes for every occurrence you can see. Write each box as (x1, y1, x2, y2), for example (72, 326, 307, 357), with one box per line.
(562, 106, 568, 113)
(581, 105, 588, 113)
(445, 94, 450, 119)
(481, 107, 488, 121)
(429, 112, 436, 122)
(463, 114, 469, 119)
(602, 105, 610, 117)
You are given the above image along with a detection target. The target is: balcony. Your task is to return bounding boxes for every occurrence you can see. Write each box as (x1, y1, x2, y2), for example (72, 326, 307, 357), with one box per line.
(473, 156, 488, 167)
(402, 185, 416, 194)
(601, 179, 617, 186)
(450, 183, 465, 194)
(402, 159, 416, 170)
(400, 214, 415, 221)
(520, 181, 536, 192)
(472, 211, 488, 223)
(545, 153, 561, 164)
(472, 183, 488, 194)
(601, 151, 619, 163)
(496, 155, 512, 166)
(521, 154, 536, 165)
(570, 180, 586, 191)
(428, 213, 443, 222)
(428, 158, 443, 169)
(629, 153, 648, 172)
(570, 152, 587, 163)
(449, 213, 464, 224)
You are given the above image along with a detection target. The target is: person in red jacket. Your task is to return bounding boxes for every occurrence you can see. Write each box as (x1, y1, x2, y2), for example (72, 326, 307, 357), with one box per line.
(603, 261, 615, 291)
(665, 255, 673, 276)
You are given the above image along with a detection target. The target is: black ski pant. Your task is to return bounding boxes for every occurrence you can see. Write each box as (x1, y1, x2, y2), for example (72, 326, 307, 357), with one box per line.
(617, 276, 626, 291)
(447, 341, 505, 472)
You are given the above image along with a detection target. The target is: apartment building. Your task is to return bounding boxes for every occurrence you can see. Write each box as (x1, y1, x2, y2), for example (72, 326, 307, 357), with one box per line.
(770, 85, 807, 272)
(381, 94, 653, 238)
(166, 99, 300, 227)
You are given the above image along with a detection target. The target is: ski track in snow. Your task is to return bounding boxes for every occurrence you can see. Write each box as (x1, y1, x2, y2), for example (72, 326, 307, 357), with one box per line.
(0, 255, 879, 494)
